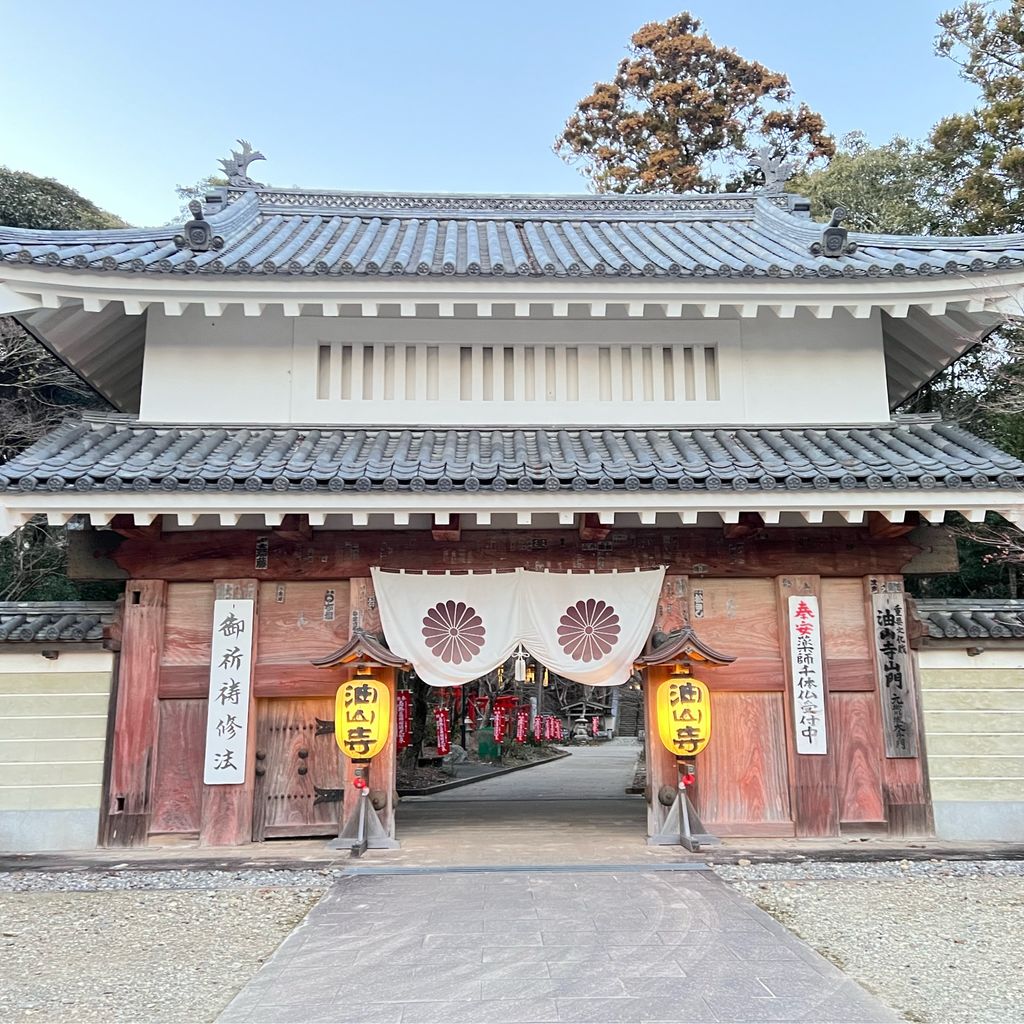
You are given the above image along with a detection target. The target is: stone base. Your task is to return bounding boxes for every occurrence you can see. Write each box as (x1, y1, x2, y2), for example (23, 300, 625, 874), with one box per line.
(933, 800, 1024, 842)
(0, 809, 99, 852)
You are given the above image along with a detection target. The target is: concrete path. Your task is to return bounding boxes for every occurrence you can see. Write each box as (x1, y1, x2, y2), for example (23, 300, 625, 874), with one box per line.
(391, 738, 655, 868)
(217, 867, 897, 1024)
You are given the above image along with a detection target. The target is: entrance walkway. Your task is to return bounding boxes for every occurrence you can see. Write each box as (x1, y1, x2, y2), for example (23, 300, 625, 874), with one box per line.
(217, 867, 897, 1023)
(391, 738, 657, 867)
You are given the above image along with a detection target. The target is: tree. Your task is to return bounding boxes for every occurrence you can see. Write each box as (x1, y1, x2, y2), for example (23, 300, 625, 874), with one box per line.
(931, 0, 1024, 233)
(554, 12, 835, 194)
(0, 166, 127, 230)
(0, 166, 120, 600)
(786, 132, 951, 234)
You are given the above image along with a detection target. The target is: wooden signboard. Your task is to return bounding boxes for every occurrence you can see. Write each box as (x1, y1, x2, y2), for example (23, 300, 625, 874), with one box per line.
(870, 589, 919, 758)
(203, 599, 255, 784)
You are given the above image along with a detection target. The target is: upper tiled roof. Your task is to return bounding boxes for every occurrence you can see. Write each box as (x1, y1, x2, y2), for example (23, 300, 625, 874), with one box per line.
(916, 599, 1024, 640)
(2, 413, 1022, 495)
(0, 601, 115, 644)
(4, 186, 1024, 280)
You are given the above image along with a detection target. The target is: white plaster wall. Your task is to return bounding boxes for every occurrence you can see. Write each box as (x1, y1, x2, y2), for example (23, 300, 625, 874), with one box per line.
(139, 306, 890, 426)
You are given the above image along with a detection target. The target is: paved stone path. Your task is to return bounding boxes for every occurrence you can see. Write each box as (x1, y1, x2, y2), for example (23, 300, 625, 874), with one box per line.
(217, 868, 897, 1024)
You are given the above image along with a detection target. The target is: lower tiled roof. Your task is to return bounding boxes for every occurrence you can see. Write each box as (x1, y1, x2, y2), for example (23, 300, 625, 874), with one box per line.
(916, 599, 1024, 639)
(0, 602, 116, 643)
(1, 414, 1022, 495)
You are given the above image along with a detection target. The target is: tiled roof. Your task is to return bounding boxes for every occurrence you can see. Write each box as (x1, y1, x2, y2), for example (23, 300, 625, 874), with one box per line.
(0, 601, 115, 644)
(3, 187, 1024, 280)
(916, 599, 1024, 640)
(2, 414, 1022, 495)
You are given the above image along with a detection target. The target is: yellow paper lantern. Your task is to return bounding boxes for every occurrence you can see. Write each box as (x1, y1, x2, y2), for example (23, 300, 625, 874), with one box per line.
(655, 667, 712, 757)
(335, 669, 391, 761)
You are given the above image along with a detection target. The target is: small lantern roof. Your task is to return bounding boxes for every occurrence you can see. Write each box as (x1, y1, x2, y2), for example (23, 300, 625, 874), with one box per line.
(637, 626, 736, 667)
(311, 628, 408, 669)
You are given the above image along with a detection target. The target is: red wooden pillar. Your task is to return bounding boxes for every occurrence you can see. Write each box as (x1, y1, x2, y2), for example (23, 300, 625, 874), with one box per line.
(103, 580, 167, 847)
(339, 576, 397, 839)
(643, 574, 689, 837)
(642, 664, 677, 837)
(775, 574, 840, 837)
(200, 579, 259, 846)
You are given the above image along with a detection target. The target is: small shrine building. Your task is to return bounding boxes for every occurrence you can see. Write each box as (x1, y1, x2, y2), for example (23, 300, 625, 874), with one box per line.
(2, 147, 1024, 849)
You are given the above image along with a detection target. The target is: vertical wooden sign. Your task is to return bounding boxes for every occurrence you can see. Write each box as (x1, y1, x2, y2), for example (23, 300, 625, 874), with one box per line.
(787, 595, 827, 755)
(870, 590, 919, 758)
(203, 598, 256, 785)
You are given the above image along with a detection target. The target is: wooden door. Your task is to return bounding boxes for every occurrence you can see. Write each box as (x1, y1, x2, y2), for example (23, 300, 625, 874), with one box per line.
(252, 698, 344, 840)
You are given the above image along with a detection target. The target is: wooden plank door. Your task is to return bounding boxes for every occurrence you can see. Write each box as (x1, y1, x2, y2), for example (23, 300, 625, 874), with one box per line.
(252, 698, 343, 839)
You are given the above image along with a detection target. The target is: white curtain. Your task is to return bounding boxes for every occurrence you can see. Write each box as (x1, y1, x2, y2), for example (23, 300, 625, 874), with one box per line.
(371, 566, 665, 688)
(521, 568, 665, 686)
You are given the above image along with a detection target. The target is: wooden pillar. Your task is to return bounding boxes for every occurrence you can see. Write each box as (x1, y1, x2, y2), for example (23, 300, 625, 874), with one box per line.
(865, 575, 934, 837)
(103, 580, 167, 847)
(642, 664, 677, 837)
(643, 574, 690, 836)
(200, 579, 259, 846)
(340, 576, 398, 838)
(775, 574, 840, 837)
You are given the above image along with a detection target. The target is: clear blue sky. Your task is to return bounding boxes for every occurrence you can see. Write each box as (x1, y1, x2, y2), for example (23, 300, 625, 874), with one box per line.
(1, 0, 978, 227)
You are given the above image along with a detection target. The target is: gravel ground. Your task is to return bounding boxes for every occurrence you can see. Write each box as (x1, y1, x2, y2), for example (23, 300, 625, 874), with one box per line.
(0, 870, 326, 1024)
(715, 859, 1024, 1024)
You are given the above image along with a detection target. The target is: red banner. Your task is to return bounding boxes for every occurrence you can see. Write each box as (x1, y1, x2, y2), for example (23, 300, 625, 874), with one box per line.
(434, 706, 451, 756)
(515, 707, 529, 743)
(493, 707, 507, 743)
(533, 714, 543, 742)
(591, 716, 601, 737)
(396, 690, 412, 751)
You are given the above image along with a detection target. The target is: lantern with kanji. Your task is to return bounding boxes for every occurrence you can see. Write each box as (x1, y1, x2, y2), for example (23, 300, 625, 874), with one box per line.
(335, 668, 392, 761)
(655, 667, 712, 758)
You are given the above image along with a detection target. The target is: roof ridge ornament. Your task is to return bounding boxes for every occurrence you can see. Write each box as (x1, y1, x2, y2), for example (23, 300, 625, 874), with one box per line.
(748, 147, 799, 194)
(173, 200, 225, 253)
(810, 207, 858, 258)
(218, 139, 266, 188)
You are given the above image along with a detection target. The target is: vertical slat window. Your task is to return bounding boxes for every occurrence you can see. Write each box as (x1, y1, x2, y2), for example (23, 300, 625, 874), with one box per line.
(426, 346, 439, 400)
(460, 347, 473, 400)
(316, 345, 331, 400)
(504, 348, 516, 401)
(361, 346, 375, 400)
(662, 347, 675, 401)
(566, 347, 579, 401)
(598, 347, 612, 401)
(704, 346, 720, 401)
(621, 348, 634, 401)
(340, 345, 353, 400)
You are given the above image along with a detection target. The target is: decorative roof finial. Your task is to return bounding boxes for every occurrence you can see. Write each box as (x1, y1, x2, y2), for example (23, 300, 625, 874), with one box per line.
(218, 139, 266, 188)
(810, 207, 857, 258)
(173, 199, 225, 253)
(748, 146, 798, 193)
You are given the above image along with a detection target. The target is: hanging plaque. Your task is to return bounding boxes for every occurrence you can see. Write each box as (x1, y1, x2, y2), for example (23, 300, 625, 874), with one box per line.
(203, 599, 255, 785)
(787, 595, 828, 755)
(871, 592, 919, 757)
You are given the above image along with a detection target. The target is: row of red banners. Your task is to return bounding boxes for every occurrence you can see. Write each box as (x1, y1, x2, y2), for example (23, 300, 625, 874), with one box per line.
(396, 689, 568, 753)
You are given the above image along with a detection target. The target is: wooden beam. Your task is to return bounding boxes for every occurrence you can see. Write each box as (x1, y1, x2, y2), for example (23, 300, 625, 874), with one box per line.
(103, 527, 922, 582)
(109, 514, 162, 542)
(432, 513, 461, 542)
(722, 512, 764, 541)
(273, 514, 312, 543)
(868, 511, 919, 539)
(578, 513, 610, 542)
(103, 580, 167, 847)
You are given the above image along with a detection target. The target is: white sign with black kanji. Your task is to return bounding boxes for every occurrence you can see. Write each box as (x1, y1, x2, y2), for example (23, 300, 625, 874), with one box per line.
(203, 599, 255, 785)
